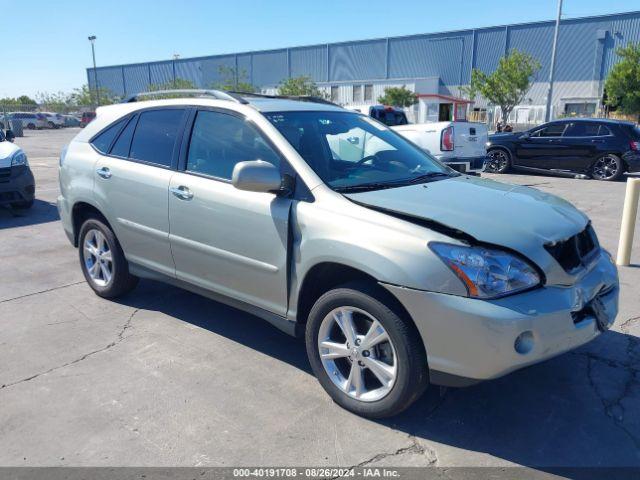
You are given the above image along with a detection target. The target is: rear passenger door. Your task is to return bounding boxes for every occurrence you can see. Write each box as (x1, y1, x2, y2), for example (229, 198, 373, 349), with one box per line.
(561, 122, 610, 171)
(92, 108, 187, 277)
(168, 108, 291, 316)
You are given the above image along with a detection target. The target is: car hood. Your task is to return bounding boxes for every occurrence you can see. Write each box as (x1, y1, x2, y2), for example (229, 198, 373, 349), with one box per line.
(0, 141, 20, 167)
(345, 176, 589, 284)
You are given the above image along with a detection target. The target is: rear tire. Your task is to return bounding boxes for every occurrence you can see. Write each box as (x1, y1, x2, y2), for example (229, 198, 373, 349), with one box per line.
(78, 218, 138, 298)
(305, 282, 428, 418)
(27, 123, 35, 130)
(486, 148, 511, 173)
(591, 154, 624, 181)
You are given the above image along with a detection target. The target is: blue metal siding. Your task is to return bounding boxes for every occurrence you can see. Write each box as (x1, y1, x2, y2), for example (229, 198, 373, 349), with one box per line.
(175, 59, 203, 87)
(237, 54, 253, 85)
(388, 33, 472, 85)
(603, 13, 640, 76)
(508, 23, 554, 82)
(474, 27, 506, 74)
(201, 55, 236, 88)
(89, 11, 640, 96)
(329, 40, 386, 81)
(251, 50, 288, 87)
(290, 45, 327, 82)
(149, 61, 174, 86)
(122, 64, 151, 95)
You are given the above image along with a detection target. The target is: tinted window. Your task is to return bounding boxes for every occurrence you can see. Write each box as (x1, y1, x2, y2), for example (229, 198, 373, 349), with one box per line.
(564, 122, 601, 137)
(532, 123, 566, 137)
(187, 111, 281, 180)
(91, 119, 126, 153)
(129, 109, 185, 167)
(110, 116, 138, 158)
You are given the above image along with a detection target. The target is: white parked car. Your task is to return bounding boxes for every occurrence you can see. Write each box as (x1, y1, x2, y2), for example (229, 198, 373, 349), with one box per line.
(393, 121, 488, 174)
(11, 112, 48, 130)
(42, 112, 64, 129)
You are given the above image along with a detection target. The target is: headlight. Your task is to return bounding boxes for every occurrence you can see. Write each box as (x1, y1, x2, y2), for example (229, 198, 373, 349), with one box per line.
(430, 242, 541, 298)
(11, 151, 28, 167)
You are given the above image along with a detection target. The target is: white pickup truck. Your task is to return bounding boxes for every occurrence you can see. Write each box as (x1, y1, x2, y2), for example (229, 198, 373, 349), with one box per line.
(393, 121, 488, 174)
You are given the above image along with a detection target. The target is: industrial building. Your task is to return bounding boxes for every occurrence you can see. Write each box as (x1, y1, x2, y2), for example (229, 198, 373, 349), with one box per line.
(89, 10, 640, 127)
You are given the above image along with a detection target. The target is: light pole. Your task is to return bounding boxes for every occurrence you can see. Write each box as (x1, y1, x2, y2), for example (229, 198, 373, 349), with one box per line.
(88, 35, 100, 106)
(545, 0, 563, 122)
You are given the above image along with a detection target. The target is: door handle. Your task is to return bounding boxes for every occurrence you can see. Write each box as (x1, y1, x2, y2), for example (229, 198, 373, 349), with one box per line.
(170, 186, 194, 200)
(96, 167, 112, 179)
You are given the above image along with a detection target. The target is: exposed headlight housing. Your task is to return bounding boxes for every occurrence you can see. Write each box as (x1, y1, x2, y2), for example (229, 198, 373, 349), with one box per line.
(430, 242, 541, 298)
(11, 151, 28, 167)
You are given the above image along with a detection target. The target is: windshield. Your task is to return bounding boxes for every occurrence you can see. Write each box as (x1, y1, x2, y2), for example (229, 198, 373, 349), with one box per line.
(266, 111, 452, 191)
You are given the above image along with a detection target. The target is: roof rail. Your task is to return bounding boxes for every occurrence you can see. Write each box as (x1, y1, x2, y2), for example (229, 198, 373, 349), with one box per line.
(122, 89, 249, 104)
(226, 91, 339, 107)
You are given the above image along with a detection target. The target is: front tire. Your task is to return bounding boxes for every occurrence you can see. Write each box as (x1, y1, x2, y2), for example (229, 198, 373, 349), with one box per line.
(486, 148, 511, 173)
(305, 283, 428, 418)
(11, 199, 34, 210)
(591, 154, 624, 181)
(78, 218, 138, 298)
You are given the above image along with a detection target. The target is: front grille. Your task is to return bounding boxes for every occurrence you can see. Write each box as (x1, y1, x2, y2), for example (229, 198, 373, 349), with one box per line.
(0, 167, 10, 183)
(545, 224, 600, 273)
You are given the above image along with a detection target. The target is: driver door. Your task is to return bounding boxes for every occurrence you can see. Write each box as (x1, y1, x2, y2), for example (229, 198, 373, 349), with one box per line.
(168, 109, 292, 316)
(515, 122, 568, 168)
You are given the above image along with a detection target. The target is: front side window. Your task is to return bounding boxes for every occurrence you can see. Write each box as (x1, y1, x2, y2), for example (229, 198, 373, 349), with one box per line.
(129, 109, 185, 167)
(266, 111, 452, 192)
(531, 123, 567, 137)
(187, 110, 281, 180)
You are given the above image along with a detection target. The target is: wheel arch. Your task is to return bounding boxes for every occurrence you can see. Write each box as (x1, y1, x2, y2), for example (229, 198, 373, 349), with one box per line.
(71, 201, 113, 247)
(294, 262, 414, 336)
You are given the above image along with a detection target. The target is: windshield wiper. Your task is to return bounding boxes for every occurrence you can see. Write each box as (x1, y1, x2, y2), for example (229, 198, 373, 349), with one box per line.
(334, 172, 455, 193)
(405, 172, 455, 183)
(333, 182, 401, 193)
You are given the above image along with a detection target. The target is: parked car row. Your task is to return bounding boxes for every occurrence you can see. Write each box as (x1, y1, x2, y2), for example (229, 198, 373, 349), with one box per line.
(0, 111, 94, 130)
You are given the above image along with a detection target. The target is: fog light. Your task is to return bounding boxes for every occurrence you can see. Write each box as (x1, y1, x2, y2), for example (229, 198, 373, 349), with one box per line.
(514, 331, 534, 355)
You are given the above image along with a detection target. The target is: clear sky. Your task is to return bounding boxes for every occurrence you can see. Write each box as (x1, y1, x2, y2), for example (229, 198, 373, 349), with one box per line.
(1, 0, 638, 98)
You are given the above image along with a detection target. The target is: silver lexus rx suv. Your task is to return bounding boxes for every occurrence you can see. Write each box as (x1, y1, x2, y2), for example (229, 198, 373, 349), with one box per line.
(58, 90, 619, 418)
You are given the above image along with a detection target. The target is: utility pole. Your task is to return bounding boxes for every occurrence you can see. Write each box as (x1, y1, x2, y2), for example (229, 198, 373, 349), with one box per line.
(545, 0, 563, 122)
(88, 35, 100, 106)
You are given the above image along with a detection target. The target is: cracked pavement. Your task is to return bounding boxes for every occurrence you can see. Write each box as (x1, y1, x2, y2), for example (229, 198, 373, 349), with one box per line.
(0, 129, 639, 468)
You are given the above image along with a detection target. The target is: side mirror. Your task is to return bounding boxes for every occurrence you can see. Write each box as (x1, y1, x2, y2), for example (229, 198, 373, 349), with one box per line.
(232, 160, 283, 194)
(519, 132, 530, 140)
(5, 130, 15, 142)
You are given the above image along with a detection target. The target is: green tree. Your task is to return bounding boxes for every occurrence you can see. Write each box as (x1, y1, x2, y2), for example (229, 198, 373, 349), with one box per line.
(377, 86, 418, 108)
(0, 95, 38, 109)
(68, 84, 118, 106)
(278, 76, 325, 97)
(210, 66, 256, 93)
(463, 49, 540, 123)
(604, 43, 640, 119)
(36, 91, 69, 112)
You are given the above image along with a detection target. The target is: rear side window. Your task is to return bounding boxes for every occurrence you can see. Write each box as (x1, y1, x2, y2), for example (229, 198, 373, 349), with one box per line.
(91, 119, 126, 154)
(129, 109, 185, 167)
(110, 116, 138, 158)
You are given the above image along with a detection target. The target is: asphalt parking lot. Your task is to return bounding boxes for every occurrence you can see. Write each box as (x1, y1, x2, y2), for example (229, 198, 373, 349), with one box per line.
(1, 128, 639, 469)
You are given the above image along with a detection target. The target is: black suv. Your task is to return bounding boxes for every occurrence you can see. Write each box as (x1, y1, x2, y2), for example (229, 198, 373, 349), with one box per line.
(486, 118, 640, 181)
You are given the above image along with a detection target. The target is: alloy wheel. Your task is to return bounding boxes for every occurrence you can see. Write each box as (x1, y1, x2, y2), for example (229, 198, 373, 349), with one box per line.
(83, 229, 113, 287)
(318, 307, 397, 402)
(592, 155, 619, 181)
(486, 149, 509, 173)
